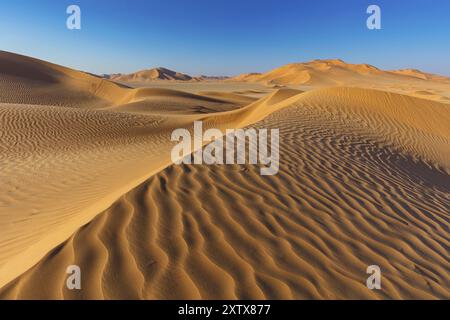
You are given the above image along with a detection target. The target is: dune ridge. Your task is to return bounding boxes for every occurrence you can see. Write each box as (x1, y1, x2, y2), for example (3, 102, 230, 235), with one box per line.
(228, 59, 450, 103)
(0, 52, 302, 289)
(391, 69, 450, 82)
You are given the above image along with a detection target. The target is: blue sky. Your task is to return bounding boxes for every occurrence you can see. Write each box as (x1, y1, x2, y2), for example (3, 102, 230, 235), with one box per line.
(1, 0, 449, 76)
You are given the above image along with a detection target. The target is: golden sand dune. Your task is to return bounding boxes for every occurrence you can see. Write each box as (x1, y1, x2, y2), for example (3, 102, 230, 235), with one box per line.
(229, 72, 263, 82)
(0, 96, 278, 290)
(0, 52, 449, 299)
(229, 59, 450, 102)
(0, 51, 132, 108)
(0, 52, 289, 290)
(111, 67, 193, 82)
(1, 84, 450, 299)
(297, 87, 450, 168)
(197, 91, 258, 106)
(0, 51, 243, 111)
(230, 59, 450, 86)
(107, 88, 254, 115)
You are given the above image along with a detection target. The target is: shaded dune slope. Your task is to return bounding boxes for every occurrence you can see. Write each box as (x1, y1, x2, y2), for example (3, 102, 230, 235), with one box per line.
(106, 88, 254, 115)
(1, 87, 449, 299)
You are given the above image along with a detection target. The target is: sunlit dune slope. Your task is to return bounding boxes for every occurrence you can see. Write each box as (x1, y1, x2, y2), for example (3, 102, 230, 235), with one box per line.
(107, 88, 256, 115)
(0, 51, 247, 111)
(0, 51, 132, 107)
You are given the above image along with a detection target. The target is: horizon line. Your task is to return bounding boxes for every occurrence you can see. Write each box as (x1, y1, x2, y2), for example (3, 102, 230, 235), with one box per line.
(3, 49, 450, 79)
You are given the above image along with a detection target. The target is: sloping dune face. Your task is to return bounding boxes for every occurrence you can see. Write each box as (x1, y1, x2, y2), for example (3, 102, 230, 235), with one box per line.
(391, 69, 450, 82)
(0, 51, 246, 113)
(1, 81, 449, 299)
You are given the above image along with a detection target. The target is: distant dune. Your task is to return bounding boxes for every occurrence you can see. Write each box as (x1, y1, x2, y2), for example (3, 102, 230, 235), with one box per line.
(110, 67, 194, 82)
(101, 73, 123, 80)
(229, 72, 263, 82)
(230, 59, 450, 85)
(0, 50, 133, 108)
(228, 59, 450, 102)
(106, 70, 231, 83)
(0, 51, 449, 299)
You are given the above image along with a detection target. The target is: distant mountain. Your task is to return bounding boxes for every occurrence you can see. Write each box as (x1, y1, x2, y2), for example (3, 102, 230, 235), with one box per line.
(110, 67, 193, 82)
(197, 75, 230, 81)
(389, 69, 450, 82)
(228, 59, 450, 86)
(101, 73, 122, 80)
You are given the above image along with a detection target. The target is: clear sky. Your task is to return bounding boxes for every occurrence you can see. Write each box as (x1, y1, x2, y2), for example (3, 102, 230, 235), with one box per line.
(1, 0, 449, 76)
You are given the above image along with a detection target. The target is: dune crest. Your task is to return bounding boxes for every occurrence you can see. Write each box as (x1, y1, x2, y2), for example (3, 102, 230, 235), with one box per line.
(228, 59, 450, 102)
(230, 59, 450, 86)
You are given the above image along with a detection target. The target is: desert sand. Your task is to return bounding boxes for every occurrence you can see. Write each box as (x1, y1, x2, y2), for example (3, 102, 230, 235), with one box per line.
(111, 67, 194, 82)
(229, 59, 450, 103)
(0, 51, 449, 299)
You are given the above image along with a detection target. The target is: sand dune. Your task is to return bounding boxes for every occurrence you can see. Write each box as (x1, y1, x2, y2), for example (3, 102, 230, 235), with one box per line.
(229, 59, 450, 102)
(229, 72, 263, 82)
(108, 69, 231, 83)
(230, 59, 450, 86)
(0, 51, 449, 299)
(106, 88, 254, 115)
(1, 87, 449, 299)
(391, 69, 450, 82)
(197, 91, 258, 106)
(0, 51, 242, 111)
(111, 67, 193, 82)
(0, 51, 133, 108)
